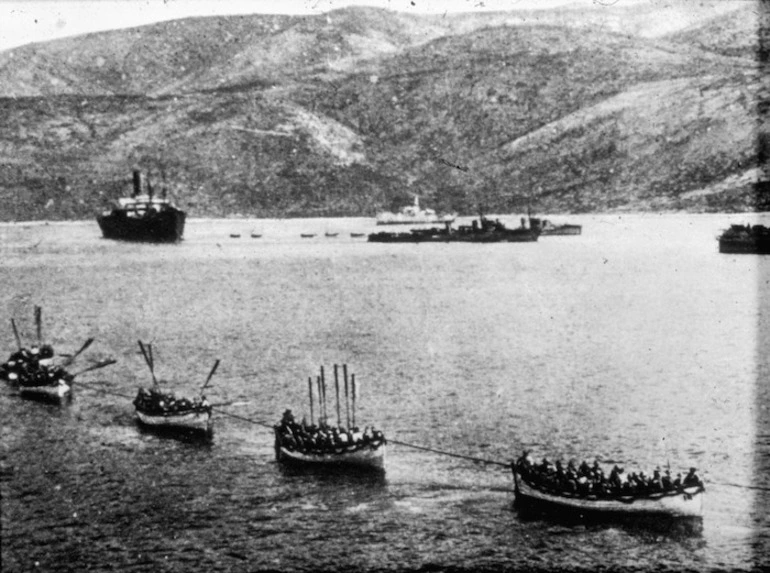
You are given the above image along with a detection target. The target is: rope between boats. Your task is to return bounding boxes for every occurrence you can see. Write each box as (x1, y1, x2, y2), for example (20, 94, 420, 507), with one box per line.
(711, 480, 770, 492)
(75, 380, 132, 400)
(389, 438, 511, 468)
(215, 408, 274, 429)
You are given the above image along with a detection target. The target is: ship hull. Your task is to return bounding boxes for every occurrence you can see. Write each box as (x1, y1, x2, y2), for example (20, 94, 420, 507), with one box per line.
(718, 238, 770, 254)
(512, 469, 703, 519)
(368, 230, 539, 243)
(19, 382, 71, 402)
(135, 409, 211, 433)
(97, 209, 186, 243)
(274, 433, 385, 471)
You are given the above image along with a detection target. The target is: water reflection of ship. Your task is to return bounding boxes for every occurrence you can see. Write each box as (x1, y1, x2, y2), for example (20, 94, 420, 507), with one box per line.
(368, 215, 540, 243)
(375, 196, 456, 226)
(717, 223, 770, 254)
(97, 170, 186, 243)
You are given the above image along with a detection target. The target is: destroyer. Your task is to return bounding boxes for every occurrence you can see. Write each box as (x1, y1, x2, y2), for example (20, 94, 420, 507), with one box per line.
(368, 215, 540, 243)
(97, 170, 186, 242)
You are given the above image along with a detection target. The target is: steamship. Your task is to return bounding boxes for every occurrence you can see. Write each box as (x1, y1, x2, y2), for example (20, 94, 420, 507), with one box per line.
(97, 171, 186, 242)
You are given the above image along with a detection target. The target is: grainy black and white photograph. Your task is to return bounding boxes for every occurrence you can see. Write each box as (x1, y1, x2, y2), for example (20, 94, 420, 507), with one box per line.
(0, 0, 768, 571)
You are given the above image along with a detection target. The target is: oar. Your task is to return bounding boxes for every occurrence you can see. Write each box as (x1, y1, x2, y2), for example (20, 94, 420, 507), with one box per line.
(351, 372, 357, 427)
(34, 306, 42, 345)
(63, 337, 95, 366)
(10, 319, 22, 350)
(137, 340, 158, 386)
(308, 376, 315, 426)
(200, 359, 220, 393)
(334, 363, 341, 427)
(71, 358, 117, 378)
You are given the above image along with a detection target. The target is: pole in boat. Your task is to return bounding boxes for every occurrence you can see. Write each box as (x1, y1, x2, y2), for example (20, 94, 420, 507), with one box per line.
(320, 365, 327, 425)
(344, 365, 350, 428)
(137, 340, 158, 386)
(72, 358, 117, 378)
(308, 376, 315, 426)
(34, 306, 42, 346)
(351, 372, 356, 427)
(334, 364, 341, 427)
(10, 319, 22, 350)
(200, 359, 220, 393)
(63, 337, 95, 366)
(316, 375, 323, 425)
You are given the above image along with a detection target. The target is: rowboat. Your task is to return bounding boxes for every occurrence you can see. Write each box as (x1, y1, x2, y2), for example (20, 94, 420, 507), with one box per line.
(135, 407, 212, 433)
(133, 341, 219, 436)
(275, 364, 386, 472)
(512, 465, 704, 519)
(274, 431, 385, 471)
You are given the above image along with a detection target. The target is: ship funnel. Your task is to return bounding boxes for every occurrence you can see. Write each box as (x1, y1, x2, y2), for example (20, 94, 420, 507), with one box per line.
(132, 170, 142, 197)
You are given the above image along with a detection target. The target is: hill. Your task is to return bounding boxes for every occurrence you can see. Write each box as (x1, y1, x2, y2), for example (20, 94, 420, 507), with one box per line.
(0, 4, 764, 221)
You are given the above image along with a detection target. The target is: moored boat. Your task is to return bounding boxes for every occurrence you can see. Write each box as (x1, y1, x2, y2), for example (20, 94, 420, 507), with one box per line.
(274, 426, 386, 471)
(512, 454, 704, 521)
(376, 196, 456, 226)
(97, 170, 186, 243)
(717, 223, 770, 254)
(18, 372, 72, 402)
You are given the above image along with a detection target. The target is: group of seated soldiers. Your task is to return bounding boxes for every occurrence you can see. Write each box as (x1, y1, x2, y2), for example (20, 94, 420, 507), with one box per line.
(516, 451, 704, 498)
(133, 386, 211, 416)
(1, 345, 72, 388)
(275, 409, 386, 455)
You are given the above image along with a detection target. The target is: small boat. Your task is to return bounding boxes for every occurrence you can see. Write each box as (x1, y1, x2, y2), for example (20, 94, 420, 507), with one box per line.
(230, 233, 241, 239)
(251, 232, 262, 239)
(717, 223, 770, 254)
(538, 219, 582, 236)
(133, 341, 218, 435)
(350, 233, 366, 238)
(325, 232, 339, 238)
(274, 364, 386, 472)
(97, 170, 186, 243)
(300, 233, 316, 238)
(512, 455, 704, 521)
(376, 196, 456, 226)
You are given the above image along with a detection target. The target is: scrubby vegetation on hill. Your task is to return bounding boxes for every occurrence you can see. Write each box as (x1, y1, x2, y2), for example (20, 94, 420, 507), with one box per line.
(0, 4, 764, 221)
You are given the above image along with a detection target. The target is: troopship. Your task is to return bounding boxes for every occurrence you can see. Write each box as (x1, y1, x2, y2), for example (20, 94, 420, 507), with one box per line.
(717, 223, 770, 254)
(375, 196, 456, 226)
(97, 171, 186, 242)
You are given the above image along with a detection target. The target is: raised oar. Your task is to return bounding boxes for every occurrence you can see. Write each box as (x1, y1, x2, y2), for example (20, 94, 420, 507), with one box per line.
(351, 372, 356, 427)
(137, 340, 158, 386)
(344, 365, 350, 428)
(200, 359, 220, 393)
(34, 306, 42, 346)
(63, 337, 95, 366)
(10, 319, 22, 349)
(308, 376, 315, 426)
(71, 358, 117, 378)
(334, 364, 341, 427)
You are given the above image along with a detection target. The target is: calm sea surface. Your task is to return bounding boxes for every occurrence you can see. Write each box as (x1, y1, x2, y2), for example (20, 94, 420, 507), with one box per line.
(1, 213, 769, 572)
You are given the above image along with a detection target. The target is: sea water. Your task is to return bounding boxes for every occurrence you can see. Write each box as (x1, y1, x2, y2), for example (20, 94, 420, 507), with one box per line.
(1, 213, 768, 571)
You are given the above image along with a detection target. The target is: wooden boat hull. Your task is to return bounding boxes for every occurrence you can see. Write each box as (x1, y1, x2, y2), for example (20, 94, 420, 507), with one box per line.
(135, 409, 211, 433)
(274, 439, 385, 471)
(97, 208, 186, 243)
(19, 382, 71, 402)
(513, 469, 703, 519)
(718, 237, 770, 254)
